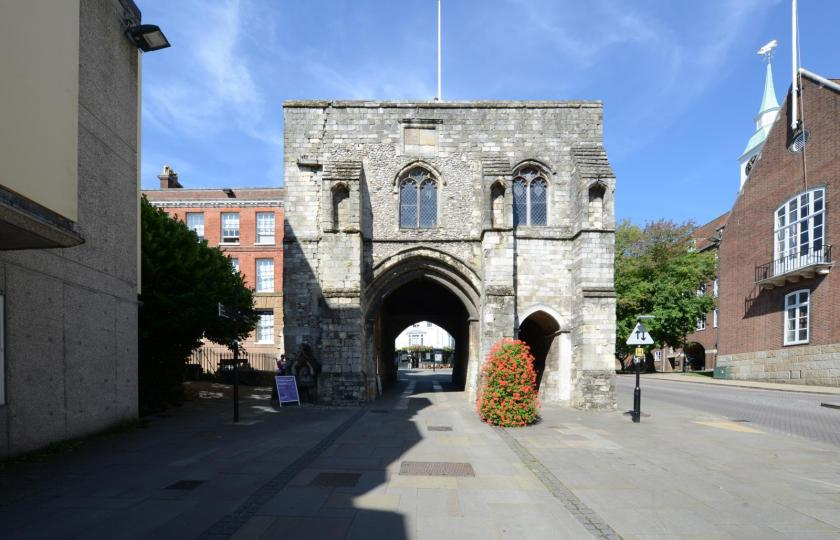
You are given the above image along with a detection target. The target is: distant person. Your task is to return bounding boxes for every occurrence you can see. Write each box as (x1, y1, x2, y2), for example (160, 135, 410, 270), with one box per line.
(277, 354, 287, 375)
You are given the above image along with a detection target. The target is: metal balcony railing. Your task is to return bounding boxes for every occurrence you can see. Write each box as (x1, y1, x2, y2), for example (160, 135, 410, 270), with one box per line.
(755, 244, 832, 284)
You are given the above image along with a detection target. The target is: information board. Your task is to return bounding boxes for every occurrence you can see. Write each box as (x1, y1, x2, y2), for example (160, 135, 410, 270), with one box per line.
(275, 375, 301, 406)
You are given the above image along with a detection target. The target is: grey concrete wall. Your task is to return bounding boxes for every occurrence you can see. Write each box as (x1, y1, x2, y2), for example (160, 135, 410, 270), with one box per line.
(283, 101, 616, 408)
(0, 0, 139, 458)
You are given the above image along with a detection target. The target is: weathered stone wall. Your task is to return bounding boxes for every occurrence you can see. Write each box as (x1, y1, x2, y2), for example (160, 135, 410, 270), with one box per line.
(716, 344, 840, 386)
(283, 101, 616, 408)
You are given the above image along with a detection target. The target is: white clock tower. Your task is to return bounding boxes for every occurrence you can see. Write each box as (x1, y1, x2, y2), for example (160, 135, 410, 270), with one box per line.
(739, 41, 781, 189)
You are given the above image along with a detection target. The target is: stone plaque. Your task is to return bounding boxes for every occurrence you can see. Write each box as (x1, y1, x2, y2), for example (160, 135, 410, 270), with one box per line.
(403, 126, 437, 154)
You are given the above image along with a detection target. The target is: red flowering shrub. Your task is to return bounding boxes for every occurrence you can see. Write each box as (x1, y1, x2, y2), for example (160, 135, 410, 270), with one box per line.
(477, 339, 540, 427)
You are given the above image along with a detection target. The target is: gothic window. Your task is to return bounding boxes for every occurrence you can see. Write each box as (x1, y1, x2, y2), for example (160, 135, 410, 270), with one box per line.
(399, 167, 437, 228)
(512, 167, 548, 227)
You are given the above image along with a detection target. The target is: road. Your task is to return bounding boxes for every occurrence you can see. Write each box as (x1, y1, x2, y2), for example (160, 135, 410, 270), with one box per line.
(616, 375, 840, 447)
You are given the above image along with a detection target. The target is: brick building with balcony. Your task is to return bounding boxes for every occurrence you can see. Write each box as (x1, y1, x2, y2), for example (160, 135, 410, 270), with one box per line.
(144, 167, 285, 368)
(717, 69, 839, 386)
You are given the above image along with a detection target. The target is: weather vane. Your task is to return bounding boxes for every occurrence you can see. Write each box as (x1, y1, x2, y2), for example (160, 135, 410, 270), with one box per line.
(757, 39, 778, 63)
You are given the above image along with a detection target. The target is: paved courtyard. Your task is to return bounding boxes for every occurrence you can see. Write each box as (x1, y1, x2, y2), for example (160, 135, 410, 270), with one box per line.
(1, 370, 839, 539)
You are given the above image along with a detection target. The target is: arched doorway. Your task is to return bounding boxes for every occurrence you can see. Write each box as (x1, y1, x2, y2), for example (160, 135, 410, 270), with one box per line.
(518, 310, 561, 398)
(364, 251, 480, 396)
(685, 342, 706, 371)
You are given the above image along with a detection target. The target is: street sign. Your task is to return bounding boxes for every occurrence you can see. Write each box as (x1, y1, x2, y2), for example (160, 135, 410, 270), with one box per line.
(634, 347, 644, 358)
(626, 322, 654, 345)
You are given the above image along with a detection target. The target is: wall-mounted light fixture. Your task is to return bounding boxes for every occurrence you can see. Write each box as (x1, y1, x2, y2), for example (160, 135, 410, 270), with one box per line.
(125, 24, 170, 52)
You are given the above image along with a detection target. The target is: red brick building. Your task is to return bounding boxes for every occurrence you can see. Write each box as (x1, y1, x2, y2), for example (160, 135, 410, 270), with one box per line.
(717, 70, 839, 386)
(143, 167, 285, 366)
(649, 212, 728, 373)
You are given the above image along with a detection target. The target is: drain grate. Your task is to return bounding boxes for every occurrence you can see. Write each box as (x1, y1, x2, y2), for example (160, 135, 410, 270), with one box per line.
(399, 461, 475, 477)
(309, 472, 361, 487)
(166, 480, 205, 490)
(427, 426, 453, 432)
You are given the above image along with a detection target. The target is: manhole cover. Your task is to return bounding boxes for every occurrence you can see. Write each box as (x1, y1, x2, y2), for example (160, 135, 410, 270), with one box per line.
(399, 461, 475, 477)
(166, 480, 205, 490)
(427, 426, 453, 431)
(309, 472, 361, 487)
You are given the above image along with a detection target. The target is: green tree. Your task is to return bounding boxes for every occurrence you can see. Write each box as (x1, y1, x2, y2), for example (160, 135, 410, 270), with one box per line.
(615, 219, 716, 369)
(139, 197, 258, 412)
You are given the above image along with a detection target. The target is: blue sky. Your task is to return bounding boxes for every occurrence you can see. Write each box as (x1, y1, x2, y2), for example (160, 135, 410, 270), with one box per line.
(139, 0, 840, 226)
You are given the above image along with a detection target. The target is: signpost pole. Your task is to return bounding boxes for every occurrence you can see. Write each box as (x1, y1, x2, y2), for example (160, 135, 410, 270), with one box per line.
(633, 352, 641, 423)
(232, 340, 240, 423)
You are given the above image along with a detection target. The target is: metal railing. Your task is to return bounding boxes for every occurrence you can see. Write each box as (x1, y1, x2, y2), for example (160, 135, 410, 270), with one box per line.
(755, 244, 832, 283)
(187, 348, 277, 375)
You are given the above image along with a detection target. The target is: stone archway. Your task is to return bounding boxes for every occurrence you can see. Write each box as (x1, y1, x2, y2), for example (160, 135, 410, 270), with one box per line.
(518, 309, 566, 401)
(364, 250, 481, 396)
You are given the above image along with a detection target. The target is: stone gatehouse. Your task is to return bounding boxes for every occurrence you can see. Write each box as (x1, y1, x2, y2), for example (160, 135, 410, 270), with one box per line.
(282, 100, 617, 409)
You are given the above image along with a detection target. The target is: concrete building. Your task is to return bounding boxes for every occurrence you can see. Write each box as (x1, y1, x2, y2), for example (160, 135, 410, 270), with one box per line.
(283, 100, 617, 408)
(144, 170, 285, 364)
(717, 69, 840, 386)
(0, 0, 161, 457)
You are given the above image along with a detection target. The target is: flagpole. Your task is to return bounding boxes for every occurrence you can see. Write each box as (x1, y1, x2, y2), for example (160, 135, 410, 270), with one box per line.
(437, 0, 442, 101)
(791, 0, 798, 129)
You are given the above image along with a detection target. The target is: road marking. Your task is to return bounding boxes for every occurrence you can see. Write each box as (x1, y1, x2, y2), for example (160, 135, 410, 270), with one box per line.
(694, 420, 763, 433)
(433, 382, 443, 392)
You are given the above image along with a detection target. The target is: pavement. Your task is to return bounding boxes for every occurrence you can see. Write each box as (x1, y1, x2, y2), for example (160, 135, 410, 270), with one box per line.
(637, 371, 840, 395)
(1, 371, 839, 539)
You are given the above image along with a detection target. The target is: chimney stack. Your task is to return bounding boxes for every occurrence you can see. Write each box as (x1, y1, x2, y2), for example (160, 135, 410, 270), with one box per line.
(158, 164, 182, 189)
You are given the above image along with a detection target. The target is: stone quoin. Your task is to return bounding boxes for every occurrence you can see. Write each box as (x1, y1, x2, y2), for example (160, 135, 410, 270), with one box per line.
(282, 100, 617, 408)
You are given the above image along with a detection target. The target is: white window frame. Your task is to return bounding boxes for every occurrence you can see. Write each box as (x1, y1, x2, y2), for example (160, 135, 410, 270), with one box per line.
(713, 279, 719, 298)
(696, 284, 706, 297)
(255, 258, 274, 293)
(713, 309, 719, 328)
(256, 311, 274, 344)
(221, 212, 240, 244)
(230, 258, 239, 274)
(255, 212, 275, 245)
(784, 289, 810, 345)
(0, 293, 5, 406)
(654, 350, 662, 362)
(696, 316, 706, 331)
(186, 212, 204, 241)
(774, 188, 825, 274)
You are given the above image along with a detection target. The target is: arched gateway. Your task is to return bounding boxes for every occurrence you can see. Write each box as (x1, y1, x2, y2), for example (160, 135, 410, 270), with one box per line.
(283, 100, 618, 409)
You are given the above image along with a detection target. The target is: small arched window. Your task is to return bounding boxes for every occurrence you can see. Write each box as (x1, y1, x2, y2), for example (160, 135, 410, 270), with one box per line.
(399, 167, 437, 228)
(512, 167, 548, 226)
(588, 182, 606, 228)
(491, 182, 505, 228)
(332, 184, 350, 230)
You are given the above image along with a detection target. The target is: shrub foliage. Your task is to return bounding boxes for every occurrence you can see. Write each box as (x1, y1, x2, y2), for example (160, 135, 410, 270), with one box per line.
(477, 339, 540, 427)
(140, 197, 257, 413)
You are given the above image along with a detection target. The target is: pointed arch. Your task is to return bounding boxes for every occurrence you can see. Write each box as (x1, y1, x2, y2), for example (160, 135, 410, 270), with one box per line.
(331, 182, 350, 230)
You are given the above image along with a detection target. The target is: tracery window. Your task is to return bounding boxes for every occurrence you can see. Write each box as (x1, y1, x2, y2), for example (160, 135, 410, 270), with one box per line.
(399, 167, 437, 228)
(512, 167, 548, 226)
